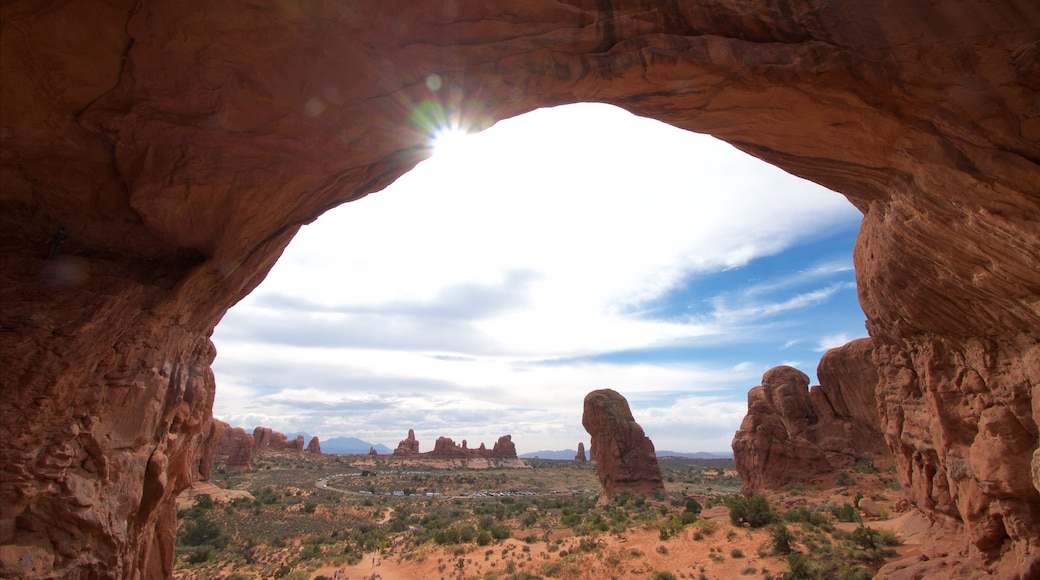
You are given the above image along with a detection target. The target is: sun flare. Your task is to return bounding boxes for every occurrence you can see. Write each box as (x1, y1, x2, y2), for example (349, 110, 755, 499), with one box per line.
(431, 125, 471, 156)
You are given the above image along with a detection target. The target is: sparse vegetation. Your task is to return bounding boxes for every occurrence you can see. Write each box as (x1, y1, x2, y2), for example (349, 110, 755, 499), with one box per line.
(172, 453, 901, 580)
(725, 494, 776, 527)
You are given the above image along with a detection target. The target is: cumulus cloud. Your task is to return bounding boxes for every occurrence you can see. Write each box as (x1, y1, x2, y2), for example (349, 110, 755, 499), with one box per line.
(211, 103, 865, 453)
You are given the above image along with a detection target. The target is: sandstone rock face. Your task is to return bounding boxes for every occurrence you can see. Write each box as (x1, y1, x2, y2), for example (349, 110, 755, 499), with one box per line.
(368, 447, 378, 456)
(733, 341, 891, 495)
(404, 432, 519, 459)
(1, 1, 1038, 578)
(582, 389, 665, 504)
(194, 418, 227, 482)
(251, 426, 303, 452)
(220, 428, 254, 475)
(733, 340, 891, 493)
(393, 429, 421, 456)
(576, 442, 587, 463)
(305, 437, 322, 455)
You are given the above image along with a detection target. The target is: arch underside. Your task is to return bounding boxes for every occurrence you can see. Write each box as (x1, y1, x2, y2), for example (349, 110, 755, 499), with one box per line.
(1, 1, 1037, 578)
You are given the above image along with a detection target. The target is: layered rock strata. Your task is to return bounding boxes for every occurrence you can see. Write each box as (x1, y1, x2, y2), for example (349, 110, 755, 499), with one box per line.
(733, 339, 891, 494)
(582, 389, 665, 504)
(1, 1, 1038, 577)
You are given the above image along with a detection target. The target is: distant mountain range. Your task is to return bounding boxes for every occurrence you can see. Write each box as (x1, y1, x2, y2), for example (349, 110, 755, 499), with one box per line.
(519, 449, 732, 460)
(288, 432, 392, 455)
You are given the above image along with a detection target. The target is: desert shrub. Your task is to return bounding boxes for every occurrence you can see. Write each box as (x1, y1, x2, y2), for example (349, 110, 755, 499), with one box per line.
(650, 572, 678, 580)
(178, 518, 226, 549)
(835, 503, 861, 523)
(541, 561, 564, 577)
(835, 472, 853, 486)
(770, 524, 795, 555)
(726, 494, 776, 528)
(192, 494, 214, 510)
(851, 458, 878, 474)
(301, 501, 317, 514)
(785, 553, 814, 580)
(781, 506, 830, 529)
(731, 548, 745, 558)
(476, 530, 493, 546)
(254, 487, 281, 505)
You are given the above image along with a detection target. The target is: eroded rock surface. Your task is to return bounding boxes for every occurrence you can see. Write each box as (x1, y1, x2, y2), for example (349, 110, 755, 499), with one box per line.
(1, 1, 1038, 577)
(305, 437, 322, 455)
(575, 442, 587, 463)
(393, 429, 421, 456)
(733, 341, 891, 495)
(395, 431, 518, 459)
(582, 389, 665, 504)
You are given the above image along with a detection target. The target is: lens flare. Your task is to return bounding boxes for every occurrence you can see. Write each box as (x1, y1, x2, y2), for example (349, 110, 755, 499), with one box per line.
(431, 124, 471, 156)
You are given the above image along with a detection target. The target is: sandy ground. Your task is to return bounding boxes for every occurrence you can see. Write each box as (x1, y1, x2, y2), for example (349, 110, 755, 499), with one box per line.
(309, 512, 791, 580)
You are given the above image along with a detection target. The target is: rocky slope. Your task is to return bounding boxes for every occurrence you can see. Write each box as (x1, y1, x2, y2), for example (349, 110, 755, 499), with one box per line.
(732, 338, 891, 494)
(582, 389, 665, 504)
(1, 1, 1037, 578)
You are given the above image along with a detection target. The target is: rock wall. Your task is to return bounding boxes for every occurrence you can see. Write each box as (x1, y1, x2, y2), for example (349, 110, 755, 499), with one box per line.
(582, 389, 665, 504)
(1, 1, 1037, 577)
(733, 339, 891, 494)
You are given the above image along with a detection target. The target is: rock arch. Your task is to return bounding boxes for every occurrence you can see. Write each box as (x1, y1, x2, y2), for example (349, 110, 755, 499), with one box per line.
(1, 1, 1037, 578)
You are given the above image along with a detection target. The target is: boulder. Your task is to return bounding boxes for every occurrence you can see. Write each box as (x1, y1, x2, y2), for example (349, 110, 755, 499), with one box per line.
(582, 389, 665, 504)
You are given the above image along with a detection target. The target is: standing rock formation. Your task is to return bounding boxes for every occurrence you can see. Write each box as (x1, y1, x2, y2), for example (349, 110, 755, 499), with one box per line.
(576, 442, 587, 463)
(305, 436, 322, 455)
(1, 1, 1037, 578)
(491, 435, 518, 458)
(368, 446, 379, 456)
(394, 429, 421, 456)
(733, 340, 891, 495)
(194, 418, 228, 482)
(582, 389, 665, 504)
(221, 428, 255, 474)
(251, 426, 304, 452)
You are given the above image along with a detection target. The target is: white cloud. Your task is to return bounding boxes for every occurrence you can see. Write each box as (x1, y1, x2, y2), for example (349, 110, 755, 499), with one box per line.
(815, 333, 854, 352)
(211, 103, 864, 454)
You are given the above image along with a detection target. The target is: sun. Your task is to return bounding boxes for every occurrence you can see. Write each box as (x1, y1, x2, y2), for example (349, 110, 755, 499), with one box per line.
(431, 124, 472, 157)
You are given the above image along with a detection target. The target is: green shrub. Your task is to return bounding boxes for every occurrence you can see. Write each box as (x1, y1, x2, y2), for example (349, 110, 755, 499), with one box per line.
(650, 572, 677, 580)
(835, 503, 861, 523)
(192, 494, 214, 510)
(770, 524, 794, 555)
(785, 553, 814, 580)
(725, 494, 776, 528)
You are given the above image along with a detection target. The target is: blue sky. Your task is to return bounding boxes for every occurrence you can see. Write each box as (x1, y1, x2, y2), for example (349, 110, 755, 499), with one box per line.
(211, 103, 866, 455)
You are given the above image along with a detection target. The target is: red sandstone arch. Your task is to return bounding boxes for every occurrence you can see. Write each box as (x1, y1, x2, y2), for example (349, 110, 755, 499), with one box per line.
(1, 1, 1037, 578)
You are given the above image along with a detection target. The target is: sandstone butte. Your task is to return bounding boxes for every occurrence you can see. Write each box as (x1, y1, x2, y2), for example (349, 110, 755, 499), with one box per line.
(582, 389, 666, 505)
(733, 338, 892, 495)
(392, 430, 518, 459)
(0, 1, 1037, 578)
